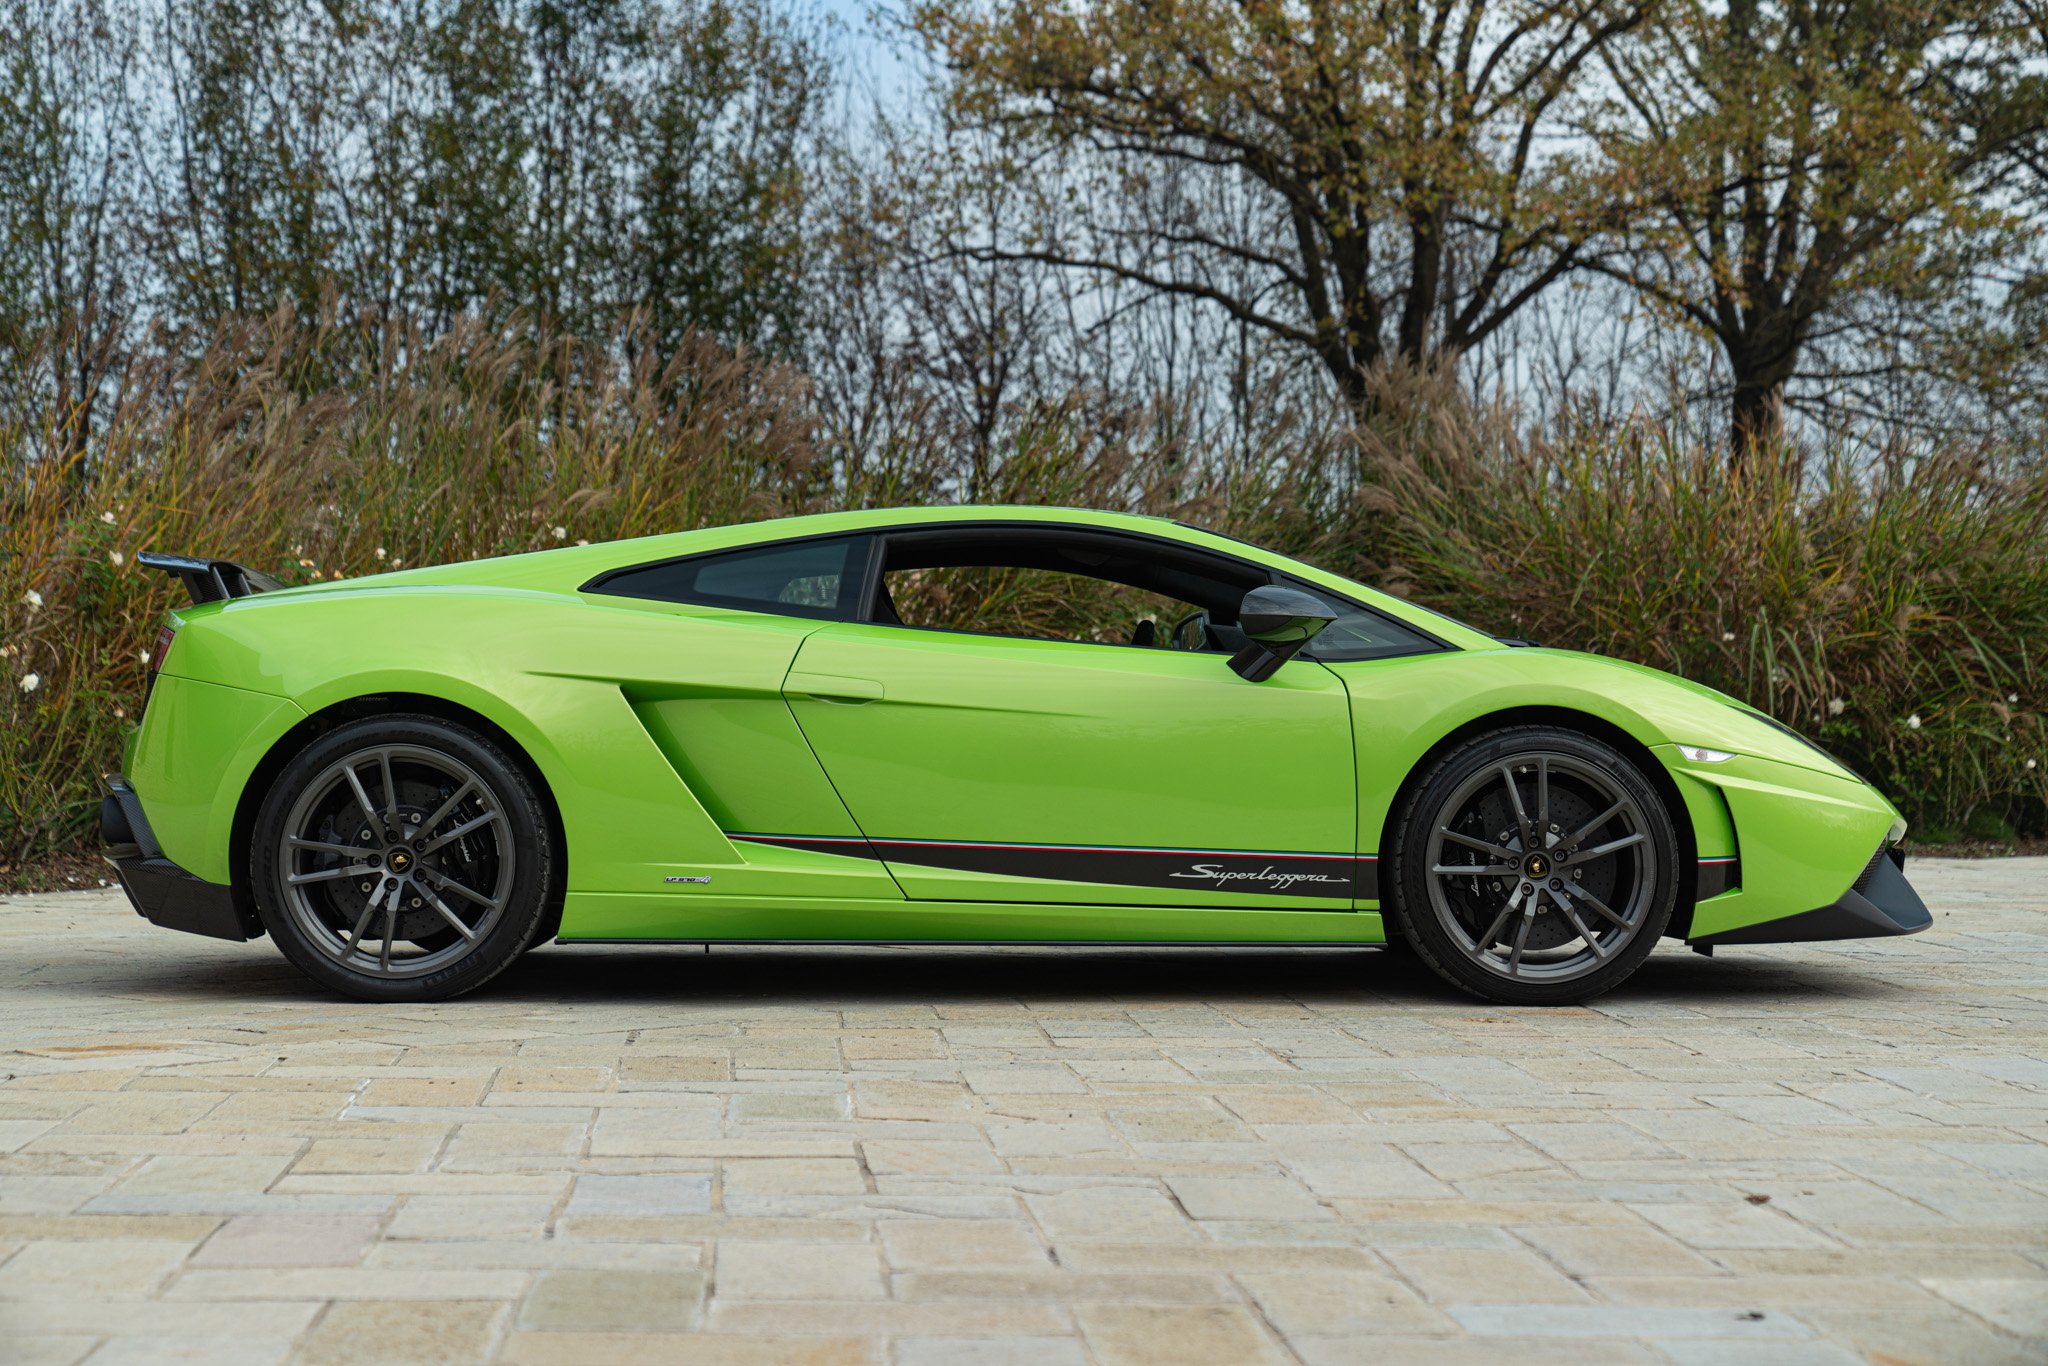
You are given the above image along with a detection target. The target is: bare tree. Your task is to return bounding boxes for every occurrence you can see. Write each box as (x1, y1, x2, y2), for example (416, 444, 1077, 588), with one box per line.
(1587, 0, 2048, 449)
(910, 0, 1646, 412)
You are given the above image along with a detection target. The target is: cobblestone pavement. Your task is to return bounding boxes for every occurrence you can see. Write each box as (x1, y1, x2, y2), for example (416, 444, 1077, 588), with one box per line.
(1, 860, 2044, 1365)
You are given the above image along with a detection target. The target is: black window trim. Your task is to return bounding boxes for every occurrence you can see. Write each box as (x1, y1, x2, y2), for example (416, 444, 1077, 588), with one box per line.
(863, 523, 1267, 654)
(581, 518, 1454, 659)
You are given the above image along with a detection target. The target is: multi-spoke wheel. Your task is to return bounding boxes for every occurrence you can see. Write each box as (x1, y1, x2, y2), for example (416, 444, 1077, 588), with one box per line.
(1387, 726, 1677, 1005)
(251, 716, 555, 1001)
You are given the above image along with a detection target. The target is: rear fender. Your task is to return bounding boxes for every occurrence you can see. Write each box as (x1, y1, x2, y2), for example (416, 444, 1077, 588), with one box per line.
(130, 675, 307, 881)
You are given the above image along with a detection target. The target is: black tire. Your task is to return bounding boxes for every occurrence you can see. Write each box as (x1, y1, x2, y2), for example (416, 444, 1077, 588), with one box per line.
(250, 714, 555, 1002)
(522, 901, 563, 954)
(1386, 725, 1677, 1006)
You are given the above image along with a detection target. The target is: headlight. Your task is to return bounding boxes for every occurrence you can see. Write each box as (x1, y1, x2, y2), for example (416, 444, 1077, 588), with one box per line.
(1676, 745, 1735, 763)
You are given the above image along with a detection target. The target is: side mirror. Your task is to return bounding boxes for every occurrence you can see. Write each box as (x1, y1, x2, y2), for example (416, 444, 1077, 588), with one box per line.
(1229, 585, 1337, 681)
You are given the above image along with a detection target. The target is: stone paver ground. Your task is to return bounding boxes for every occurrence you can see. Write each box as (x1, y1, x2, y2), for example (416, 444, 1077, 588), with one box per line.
(1, 858, 2045, 1365)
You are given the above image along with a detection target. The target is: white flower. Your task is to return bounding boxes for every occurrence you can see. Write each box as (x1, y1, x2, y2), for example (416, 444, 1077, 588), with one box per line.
(99, 510, 115, 524)
(108, 550, 123, 566)
(576, 538, 589, 546)
(113, 706, 125, 718)
(140, 650, 149, 664)
(375, 547, 387, 560)
(1827, 698, 1845, 716)
(1906, 714, 1922, 730)
(390, 558, 403, 568)
(23, 589, 42, 610)
(2029, 758, 2038, 770)
(553, 526, 567, 541)
(1721, 631, 1735, 642)
(2009, 693, 2020, 705)
(292, 543, 303, 555)
(19, 673, 38, 692)
(298, 558, 315, 568)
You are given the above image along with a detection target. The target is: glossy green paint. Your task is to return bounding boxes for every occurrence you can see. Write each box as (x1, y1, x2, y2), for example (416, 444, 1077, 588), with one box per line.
(129, 505, 1902, 946)
(784, 622, 1355, 908)
(128, 672, 305, 882)
(1320, 647, 1849, 872)
(1654, 746, 1899, 938)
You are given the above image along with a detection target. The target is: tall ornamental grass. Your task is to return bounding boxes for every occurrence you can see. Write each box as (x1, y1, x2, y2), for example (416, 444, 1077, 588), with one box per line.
(1357, 388, 2048, 841)
(3, 314, 2043, 868)
(0, 309, 1325, 863)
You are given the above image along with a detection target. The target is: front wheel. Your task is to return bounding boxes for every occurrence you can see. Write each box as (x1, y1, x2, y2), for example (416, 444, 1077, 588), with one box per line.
(1386, 726, 1678, 1006)
(250, 715, 555, 1002)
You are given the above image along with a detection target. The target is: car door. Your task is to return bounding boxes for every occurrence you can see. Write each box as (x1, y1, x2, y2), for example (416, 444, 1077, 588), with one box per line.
(778, 546, 1361, 909)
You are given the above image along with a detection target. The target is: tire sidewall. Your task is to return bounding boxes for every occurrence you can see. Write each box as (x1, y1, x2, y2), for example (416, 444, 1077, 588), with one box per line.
(1388, 726, 1678, 1006)
(250, 715, 552, 1002)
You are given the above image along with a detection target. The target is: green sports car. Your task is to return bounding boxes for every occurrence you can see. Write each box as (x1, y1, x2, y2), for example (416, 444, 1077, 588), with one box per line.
(100, 506, 1929, 1005)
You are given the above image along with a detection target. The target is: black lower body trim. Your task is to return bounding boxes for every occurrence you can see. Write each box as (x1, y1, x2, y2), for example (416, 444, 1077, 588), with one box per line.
(1695, 856, 1739, 900)
(728, 832, 1377, 900)
(106, 854, 255, 941)
(559, 939, 1386, 948)
(1691, 845, 1929, 946)
(101, 775, 259, 942)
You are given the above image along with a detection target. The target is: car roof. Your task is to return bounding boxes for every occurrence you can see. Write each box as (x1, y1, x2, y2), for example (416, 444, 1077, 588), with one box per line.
(319, 507, 1215, 596)
(244, 506, 1500, 651)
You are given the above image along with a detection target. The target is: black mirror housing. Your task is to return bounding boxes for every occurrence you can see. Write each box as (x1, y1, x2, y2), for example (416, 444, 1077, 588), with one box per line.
(1229, 585, 1337, 681)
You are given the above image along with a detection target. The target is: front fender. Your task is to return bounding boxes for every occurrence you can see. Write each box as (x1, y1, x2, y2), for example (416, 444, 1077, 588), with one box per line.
(1332, 649, 1728, 862)
(1329, 647, 1895, 922)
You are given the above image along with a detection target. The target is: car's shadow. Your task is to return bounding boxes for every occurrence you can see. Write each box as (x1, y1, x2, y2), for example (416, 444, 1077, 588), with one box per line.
(69, 939, 1909, 1011)
(496, 942, 1908, 1008)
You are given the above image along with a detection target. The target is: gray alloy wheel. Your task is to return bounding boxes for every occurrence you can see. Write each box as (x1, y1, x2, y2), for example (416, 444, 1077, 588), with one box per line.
(1388, 725, 1677, 1005)
(251, 716, 552, 1002)
(276, 744, 513, 979)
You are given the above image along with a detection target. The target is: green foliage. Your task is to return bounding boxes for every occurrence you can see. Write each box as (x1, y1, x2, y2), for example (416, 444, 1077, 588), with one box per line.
(1349, 373, 2048, 837)
(0, 0, 827, 360)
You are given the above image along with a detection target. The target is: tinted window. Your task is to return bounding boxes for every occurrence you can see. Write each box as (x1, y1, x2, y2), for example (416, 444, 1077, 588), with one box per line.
(591, 536, 867, 620)
(1290, 585, 1437, 661)
(884, 563, 1189, 645)
(870, 527, 1264, 650)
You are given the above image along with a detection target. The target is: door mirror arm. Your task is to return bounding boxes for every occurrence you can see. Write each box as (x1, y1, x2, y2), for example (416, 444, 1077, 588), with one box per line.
(1228, 586, 1338, 681)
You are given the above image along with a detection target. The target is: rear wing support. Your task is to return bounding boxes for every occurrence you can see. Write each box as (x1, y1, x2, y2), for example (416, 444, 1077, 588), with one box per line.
(136, 552, 284, 605)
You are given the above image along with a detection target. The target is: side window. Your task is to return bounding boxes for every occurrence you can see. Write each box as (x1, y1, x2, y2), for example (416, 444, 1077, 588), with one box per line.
(1291, 584, 1435, 661)
(590, 536, 868, 620)
(885, 564, 1185, 645)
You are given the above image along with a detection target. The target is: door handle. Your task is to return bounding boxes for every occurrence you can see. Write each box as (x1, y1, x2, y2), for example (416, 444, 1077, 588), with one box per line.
(786, 671, 884, 704)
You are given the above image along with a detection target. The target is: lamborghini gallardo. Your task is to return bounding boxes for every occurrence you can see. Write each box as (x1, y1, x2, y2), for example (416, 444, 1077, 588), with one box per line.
(101, 507, 1929, 1004)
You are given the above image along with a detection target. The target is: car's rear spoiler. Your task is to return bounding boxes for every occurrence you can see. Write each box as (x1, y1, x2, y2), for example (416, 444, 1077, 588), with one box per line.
(136, 551, 284, 605)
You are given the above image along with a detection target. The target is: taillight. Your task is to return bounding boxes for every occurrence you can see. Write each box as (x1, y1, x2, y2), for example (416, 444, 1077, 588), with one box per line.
(145, 624, 176, 704)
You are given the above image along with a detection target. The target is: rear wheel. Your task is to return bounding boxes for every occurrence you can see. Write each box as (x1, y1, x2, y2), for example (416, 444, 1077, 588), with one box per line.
(250, 715, 553, 1002)
(1387, 726, 1677, 1005)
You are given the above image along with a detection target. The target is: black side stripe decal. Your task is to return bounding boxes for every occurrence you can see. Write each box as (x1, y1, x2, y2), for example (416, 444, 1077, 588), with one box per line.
(727, 832, 1377, 900)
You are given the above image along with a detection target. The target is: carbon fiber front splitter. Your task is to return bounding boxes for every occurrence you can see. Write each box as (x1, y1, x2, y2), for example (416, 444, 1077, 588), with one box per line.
(1691, 846, 1930, 946)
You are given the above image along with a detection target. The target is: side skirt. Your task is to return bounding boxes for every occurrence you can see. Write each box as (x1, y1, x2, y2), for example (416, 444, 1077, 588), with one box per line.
(557, 892, 1386, 945)
(557, 939, 1390, 948)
